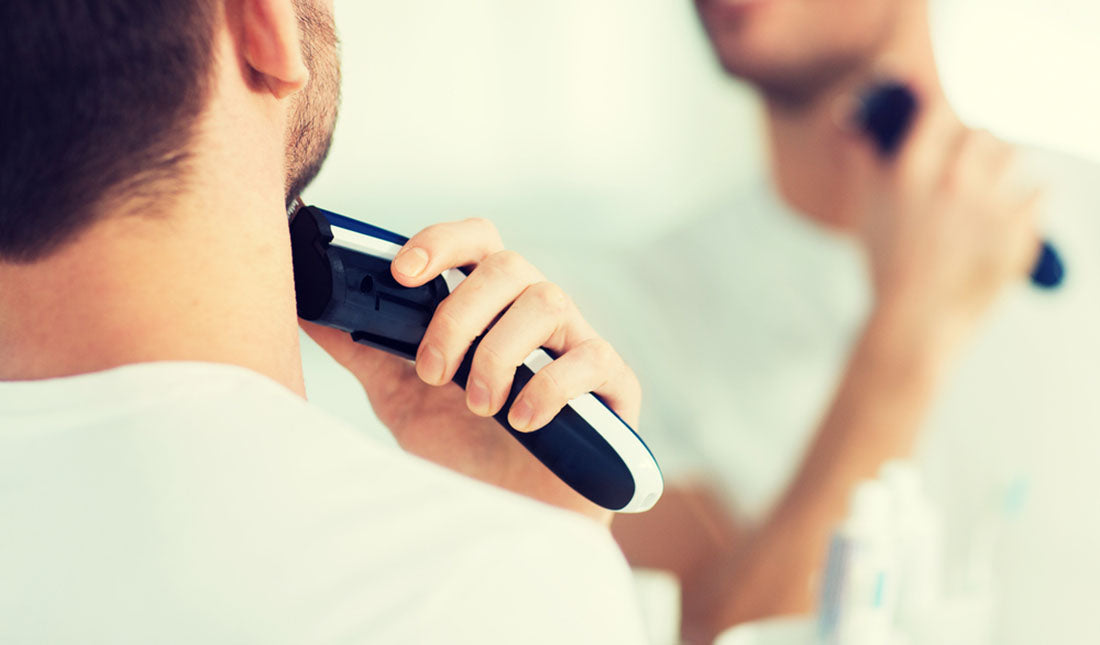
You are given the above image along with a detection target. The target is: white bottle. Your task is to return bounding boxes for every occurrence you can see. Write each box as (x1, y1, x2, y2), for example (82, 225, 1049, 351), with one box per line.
(879, 461, 943, 643)
(819, 480, 898, 645)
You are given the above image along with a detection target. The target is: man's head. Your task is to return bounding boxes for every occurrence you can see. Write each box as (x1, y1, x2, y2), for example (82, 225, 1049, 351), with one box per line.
(0, 0, 340, 263)
(694, 0, 912, 107)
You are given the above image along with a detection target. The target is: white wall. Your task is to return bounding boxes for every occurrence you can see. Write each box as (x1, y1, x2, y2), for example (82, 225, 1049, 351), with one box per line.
(304, 0, 763, 250)
(933, 0, 1100, 165)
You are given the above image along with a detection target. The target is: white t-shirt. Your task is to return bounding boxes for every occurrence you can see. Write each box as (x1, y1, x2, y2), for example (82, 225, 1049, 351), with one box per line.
(558, 149, 1100, 644)
(0, 362, 648, 645)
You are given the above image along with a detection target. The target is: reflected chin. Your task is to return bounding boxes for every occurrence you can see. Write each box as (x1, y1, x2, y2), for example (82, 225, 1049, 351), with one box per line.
(699, 23, 884, 108)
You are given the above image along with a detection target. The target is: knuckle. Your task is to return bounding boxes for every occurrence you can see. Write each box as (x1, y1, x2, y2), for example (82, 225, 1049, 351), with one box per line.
(471, 341, 511, 381)
(530, 367, 569, 406)
(528, 281, 569, 314)
(587, 339, 638, 400)
(427, 302, 465, 347)
(580, 337, 617, 368)
(464, 216, 495, 232)
(465, 217, 502, 243)
(415, 222, 451, 246)
(485, 249, 527, 276)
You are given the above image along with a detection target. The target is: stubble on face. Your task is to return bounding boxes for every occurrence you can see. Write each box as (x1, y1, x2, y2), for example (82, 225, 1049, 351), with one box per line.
(284, 0, 341, 207)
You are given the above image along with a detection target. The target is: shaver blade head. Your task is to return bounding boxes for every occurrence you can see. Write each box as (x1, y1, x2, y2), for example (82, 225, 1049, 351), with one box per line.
(856, 81, 919, 158)
(287, 196, 307, 221)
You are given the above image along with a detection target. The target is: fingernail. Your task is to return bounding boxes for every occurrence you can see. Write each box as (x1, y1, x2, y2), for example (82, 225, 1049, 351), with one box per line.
(509, 399, 535, 432)
(467, 379, 492, 416)
(393, 247, 429, 278)
(417, 344, 447, 385)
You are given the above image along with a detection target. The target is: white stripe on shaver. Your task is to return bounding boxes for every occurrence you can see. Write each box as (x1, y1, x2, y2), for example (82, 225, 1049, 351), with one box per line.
(331, 226, 403, 260)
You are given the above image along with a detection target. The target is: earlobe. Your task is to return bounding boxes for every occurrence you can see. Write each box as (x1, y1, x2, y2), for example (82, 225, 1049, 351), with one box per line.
(241, 0, 309, 99)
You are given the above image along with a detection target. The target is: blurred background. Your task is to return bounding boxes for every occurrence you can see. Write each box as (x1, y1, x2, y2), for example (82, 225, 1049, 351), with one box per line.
(298, 2, 1099, 642)
(301, 0, 1100, 432)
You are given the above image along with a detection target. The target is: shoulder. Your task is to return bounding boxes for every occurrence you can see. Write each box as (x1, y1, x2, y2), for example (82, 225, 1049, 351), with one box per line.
(1, 361, 646, 643)
(409, 512, 647, 644)
(208, 396, 648, 643)
(173, 365, 647, 642)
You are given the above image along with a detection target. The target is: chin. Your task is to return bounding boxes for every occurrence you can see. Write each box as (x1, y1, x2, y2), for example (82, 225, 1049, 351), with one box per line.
(695, 0, 897, 104)
(703, 29, 811, 100)
(706, 27, 879, 105)
(698, 1, 802, 79)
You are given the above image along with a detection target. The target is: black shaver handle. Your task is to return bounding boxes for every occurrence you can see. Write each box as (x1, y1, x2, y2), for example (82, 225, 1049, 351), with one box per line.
(857, 82, 1065, 289)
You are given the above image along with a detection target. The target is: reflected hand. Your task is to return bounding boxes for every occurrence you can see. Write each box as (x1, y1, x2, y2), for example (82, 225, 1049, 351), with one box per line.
(840, 96, 1042, 352)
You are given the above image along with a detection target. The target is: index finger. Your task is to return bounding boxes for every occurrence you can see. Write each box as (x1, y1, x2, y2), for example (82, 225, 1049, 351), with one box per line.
(390, 218, 505, 287)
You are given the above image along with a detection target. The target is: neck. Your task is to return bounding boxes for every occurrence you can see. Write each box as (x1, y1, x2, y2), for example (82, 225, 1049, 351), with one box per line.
(0, 140, 305, 396)
(763, 2, 945, 231)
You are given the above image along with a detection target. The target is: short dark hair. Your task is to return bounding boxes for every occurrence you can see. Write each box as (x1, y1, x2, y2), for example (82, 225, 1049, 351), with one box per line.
(0, 1, 218, 262)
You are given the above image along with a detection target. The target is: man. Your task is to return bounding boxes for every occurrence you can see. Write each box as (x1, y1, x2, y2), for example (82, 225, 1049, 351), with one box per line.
(596, 0, 1100, 642)
(0, 1, 650, 642)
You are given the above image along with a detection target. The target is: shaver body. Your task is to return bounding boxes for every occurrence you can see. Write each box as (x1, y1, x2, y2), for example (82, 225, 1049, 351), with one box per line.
(290, 204, 664, 513)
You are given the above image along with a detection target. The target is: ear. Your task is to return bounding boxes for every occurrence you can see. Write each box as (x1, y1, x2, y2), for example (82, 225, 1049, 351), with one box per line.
(241, 0, 309, 99)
